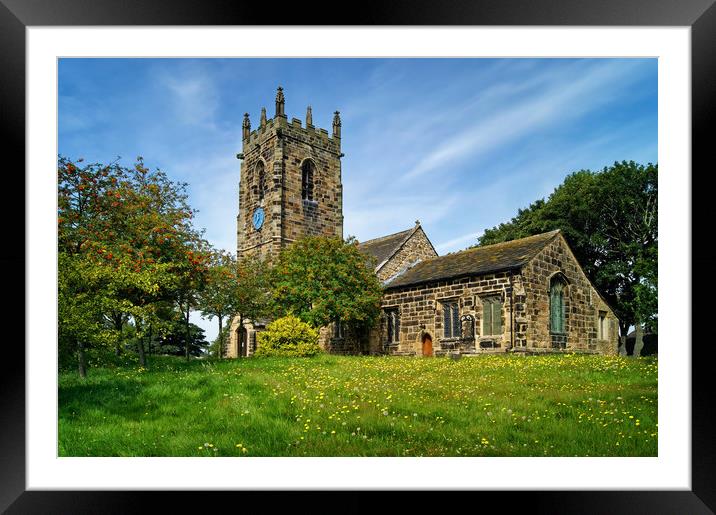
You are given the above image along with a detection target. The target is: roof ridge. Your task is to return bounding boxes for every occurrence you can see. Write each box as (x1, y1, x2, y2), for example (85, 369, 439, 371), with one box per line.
(414, 229, 560, 265)
(385, 229, 563, 289)
(466, 229, 560, 252)
(357, 226, 414, 246)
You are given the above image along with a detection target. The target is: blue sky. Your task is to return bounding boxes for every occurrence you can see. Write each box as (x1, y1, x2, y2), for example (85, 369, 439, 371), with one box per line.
(58, 58, 657, 340)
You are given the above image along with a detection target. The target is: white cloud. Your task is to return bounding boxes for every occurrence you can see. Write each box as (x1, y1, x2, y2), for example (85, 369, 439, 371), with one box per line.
(400, 60, 649, 182)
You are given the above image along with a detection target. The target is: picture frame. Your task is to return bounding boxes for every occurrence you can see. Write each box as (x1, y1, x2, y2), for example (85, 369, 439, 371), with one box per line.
(3, 0, 712, 511)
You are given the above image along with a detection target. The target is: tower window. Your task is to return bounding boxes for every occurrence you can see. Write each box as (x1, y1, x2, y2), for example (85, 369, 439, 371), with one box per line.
(301, 160, 314, 201)
(256, 161, 266, 201)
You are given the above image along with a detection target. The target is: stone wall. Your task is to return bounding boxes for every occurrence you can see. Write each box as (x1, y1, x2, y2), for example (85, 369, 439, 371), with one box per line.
(370, 235, 619, 356)
(377, 272, 515, 355)
(377, 226, 438, 282)
(520, 234, 619, 354)
(237, 114, 343, 262)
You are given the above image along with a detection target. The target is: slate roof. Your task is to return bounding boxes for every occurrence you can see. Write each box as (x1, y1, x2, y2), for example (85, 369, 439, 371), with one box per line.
(357, 226, 415, 268)
(385, 230, 562, 289)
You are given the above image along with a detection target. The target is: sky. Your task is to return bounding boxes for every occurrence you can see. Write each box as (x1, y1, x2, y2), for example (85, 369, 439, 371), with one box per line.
(58, 58, 658, 341)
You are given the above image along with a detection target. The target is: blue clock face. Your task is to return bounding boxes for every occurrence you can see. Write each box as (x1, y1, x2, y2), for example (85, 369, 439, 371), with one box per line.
(252, 207, 265, 230)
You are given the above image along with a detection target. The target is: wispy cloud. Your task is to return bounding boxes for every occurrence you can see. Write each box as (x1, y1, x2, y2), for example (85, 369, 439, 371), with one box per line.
(400, 60, 650, 182)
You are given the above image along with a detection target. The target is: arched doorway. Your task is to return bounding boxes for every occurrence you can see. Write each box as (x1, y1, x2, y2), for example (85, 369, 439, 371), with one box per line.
(422, 333, 433, 357)
(238, 327, 248, 357)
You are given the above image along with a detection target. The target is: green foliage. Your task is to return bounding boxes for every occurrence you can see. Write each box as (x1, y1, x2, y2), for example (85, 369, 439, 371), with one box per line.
(270, 236, 383, 331)
(208, 324, 232, 358)
(254, 315, 321, 357)
(58, 156, 211, 374)
(475, 161, 658, 337)
(199, 251, 271, 358)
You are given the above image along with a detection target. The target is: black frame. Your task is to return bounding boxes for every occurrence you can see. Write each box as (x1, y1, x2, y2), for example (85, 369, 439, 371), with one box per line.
(3, 0, 713, 512)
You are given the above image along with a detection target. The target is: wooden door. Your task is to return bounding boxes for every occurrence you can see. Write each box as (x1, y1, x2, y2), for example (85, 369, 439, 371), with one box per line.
(422, 334, 433, 357)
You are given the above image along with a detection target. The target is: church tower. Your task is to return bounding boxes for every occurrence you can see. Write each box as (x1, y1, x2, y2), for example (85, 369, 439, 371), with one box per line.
(236, 87, 344, 261)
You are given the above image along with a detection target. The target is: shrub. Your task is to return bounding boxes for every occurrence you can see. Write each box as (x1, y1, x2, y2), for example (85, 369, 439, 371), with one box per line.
(254, 315, 322, 357)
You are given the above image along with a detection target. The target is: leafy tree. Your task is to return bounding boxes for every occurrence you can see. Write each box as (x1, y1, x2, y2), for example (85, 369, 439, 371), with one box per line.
(475, 161, 657, 354)
(58, 156, 210, 373)
(58, 253, 117, 377)
(152, 318, 209, 357)
(208, 324, 232, 358)
(270, 236, 383, 331)
(199, 251, 239, 359)
(230, 256, 272, 355)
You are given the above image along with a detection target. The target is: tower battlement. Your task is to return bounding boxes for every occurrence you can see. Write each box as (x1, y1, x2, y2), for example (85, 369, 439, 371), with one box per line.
(236, 87, 344, 261)
(241, 87, 341, 157)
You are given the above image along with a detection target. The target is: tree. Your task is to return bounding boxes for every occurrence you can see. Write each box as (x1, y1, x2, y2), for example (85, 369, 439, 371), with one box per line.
(58, 156, 210, 373)
(230, 256, 272, 355)
(199, 250, 238, 359)
(270, 236, 383, 331)
(153, 317, 209, 357)
(475, 161, 657, 354)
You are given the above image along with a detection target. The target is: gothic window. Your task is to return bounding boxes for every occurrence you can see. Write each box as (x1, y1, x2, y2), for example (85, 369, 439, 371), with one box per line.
(256, 161, 266, 201)
(301, 160, 315, 201)
(442, 301, 460, 339)
(385, 309, 400, 343)
(597, 311, 608, 340)
(482, 297, 503, 336)
(550, 276, 566, 334)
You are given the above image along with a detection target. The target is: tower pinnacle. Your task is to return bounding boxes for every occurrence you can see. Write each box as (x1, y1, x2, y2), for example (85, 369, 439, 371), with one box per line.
(242, 113, 251, 140)
(306, 106, 313, 127)
(275, 86, 285, 118)
(332, 111, 341, 138)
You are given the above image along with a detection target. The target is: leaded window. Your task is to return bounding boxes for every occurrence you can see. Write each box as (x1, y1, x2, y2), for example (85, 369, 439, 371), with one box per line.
(385, 309, 399, 343)
(550, 276, 566, 334)
(482, 297, 503, 336)
(442, 301, 460, 339)
(302, 160, 314, 201)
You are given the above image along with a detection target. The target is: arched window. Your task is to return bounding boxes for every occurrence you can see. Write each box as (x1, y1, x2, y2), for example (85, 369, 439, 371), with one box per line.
(301, 160, 314, 201)
(256, 161, 266, 201)
(550, 275, 566, 334)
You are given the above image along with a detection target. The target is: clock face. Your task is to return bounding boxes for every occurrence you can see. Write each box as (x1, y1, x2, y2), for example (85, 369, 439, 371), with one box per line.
(252, 207, 265, 230)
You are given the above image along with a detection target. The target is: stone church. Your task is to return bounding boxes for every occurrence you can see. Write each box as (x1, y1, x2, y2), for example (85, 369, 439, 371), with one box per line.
(227, 88, 619, 358)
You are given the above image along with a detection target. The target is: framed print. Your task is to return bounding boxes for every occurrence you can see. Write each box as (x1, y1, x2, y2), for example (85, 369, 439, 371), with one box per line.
(4, 0, 714, 512)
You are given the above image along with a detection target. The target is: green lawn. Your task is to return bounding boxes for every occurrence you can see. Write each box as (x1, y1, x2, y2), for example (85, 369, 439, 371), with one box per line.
(58, 353, 657, 457)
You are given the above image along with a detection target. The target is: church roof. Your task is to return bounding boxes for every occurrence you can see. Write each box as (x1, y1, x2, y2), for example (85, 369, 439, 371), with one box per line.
(385, 230, 562, 289)
(357, 226, 417, 269)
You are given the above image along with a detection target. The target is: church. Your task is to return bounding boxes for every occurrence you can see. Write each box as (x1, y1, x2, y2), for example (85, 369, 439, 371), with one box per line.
(227, 88, 619, 358)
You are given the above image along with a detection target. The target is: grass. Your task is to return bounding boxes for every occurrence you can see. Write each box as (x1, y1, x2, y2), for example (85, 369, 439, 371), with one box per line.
(58, 353, 657, 457)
